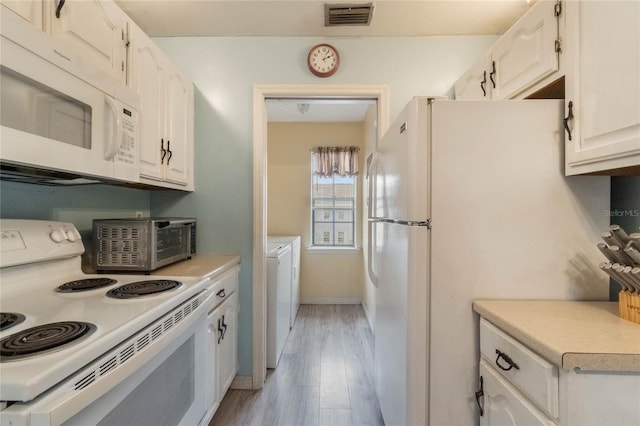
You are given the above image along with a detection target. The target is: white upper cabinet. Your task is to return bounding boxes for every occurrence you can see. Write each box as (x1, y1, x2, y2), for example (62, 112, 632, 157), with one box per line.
(491, 0, 560, 99)
(564, 0, 640, 175)
(47, 0, 127, 84)
(454, 0, 562, 100)
(0, 0, 42, 27)
(165, 63, 194, 186)
(454, 54, 492, 100)
(129, 22, 194, 190)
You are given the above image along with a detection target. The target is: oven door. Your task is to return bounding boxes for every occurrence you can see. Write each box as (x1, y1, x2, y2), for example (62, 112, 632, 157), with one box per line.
(1, 292, 211, 426)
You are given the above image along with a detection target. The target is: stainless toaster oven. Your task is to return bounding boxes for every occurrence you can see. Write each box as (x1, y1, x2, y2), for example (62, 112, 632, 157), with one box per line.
(93, 218, 196, 272)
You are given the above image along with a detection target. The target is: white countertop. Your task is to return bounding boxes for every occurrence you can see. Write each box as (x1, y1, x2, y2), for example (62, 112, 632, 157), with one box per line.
(150, 254, 240, 279)
(472, 300, 640, 372)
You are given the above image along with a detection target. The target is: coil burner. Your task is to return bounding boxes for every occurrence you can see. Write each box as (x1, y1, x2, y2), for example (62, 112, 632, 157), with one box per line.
(106, 280, 183, 299)
(56, 278, 117, 292)
(0, 312, 26, 332)
(0, 321, 96, 361)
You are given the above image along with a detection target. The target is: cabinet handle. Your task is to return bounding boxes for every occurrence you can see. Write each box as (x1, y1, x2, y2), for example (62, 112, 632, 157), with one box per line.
(160, 139, 167, 164)
(475, 376, 484, 417)
(55, 0, 65, 18)
(217, 318, 224, 344)
(480, 71, 487, 97)
(489, 61, 496, 89)
(216, 289, 226, 298)
(221, 315, 228, 339)
(563, 101, 574, 141)
(495, 349, 519, 371)
(166, 140, 173, 165)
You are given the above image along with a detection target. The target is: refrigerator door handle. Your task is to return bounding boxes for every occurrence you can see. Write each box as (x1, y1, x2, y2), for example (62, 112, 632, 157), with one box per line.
(366, 152, 380, 220)
(367, 219, 378, 287)
(366, 152, 380, 286)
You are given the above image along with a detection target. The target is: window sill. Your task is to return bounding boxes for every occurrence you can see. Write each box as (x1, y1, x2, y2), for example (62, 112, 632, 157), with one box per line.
(306, 246, 361, 254)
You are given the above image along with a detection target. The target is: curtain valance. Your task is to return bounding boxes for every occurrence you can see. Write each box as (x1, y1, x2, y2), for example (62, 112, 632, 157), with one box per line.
(311, 146, 360, 177)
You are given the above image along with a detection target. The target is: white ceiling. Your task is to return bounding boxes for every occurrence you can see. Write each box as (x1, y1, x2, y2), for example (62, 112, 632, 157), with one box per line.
(266, 98, 377, 122)
(115, 0, 533, 121)
(115, 0, 532, 37)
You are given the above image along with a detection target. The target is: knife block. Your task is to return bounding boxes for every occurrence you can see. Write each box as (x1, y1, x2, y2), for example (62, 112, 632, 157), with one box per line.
(618, 291, 640, 324)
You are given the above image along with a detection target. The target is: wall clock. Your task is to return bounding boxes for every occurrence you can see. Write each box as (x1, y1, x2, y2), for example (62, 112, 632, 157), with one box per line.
(307, 44, 340, 78)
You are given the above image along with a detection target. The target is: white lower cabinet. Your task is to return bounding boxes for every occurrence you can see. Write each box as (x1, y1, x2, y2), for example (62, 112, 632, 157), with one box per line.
(479, 359, 555, 426)
(205, 266, 239, 421)
(478, 318, 640, 426)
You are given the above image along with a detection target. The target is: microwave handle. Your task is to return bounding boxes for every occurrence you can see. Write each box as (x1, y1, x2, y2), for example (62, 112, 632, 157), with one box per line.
(104, 96, 122, 161)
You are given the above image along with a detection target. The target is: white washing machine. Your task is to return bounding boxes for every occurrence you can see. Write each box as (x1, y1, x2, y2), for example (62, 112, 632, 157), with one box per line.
(266, 242, 292, 368)
(267, 236, 301, 328)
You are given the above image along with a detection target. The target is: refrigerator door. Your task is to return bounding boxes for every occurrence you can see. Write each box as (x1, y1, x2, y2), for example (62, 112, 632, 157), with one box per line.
(375, 97, 431, 222)
(375, 221, 429, 426)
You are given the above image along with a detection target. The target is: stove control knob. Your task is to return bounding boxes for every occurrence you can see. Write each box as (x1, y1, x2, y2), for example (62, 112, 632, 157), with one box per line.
(50, 229, 67, 243)
(66, 229, 82, 242)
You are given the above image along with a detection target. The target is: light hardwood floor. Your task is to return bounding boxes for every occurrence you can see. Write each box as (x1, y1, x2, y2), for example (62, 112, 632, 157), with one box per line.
(210, 304, 385, 426)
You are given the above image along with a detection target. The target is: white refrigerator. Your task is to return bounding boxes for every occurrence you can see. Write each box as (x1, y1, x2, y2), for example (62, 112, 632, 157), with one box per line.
(368, 98, 610, 426)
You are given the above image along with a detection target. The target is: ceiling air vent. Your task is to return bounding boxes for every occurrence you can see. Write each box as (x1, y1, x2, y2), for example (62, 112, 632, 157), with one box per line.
(324, 3, 374, 27)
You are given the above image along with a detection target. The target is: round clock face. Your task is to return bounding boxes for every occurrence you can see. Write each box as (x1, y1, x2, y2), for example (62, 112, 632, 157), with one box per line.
(307, 44, 340, 77)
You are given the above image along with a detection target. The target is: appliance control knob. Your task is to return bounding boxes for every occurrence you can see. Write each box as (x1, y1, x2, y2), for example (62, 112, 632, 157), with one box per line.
(66, 229, 82, 242)
(50, 229, 67, 243)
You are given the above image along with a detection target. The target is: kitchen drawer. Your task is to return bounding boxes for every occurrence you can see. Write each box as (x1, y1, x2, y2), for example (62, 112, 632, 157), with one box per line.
(480, 318, 559, 419)
(208, 267, 239, 311)
(479, 359, 556, 426)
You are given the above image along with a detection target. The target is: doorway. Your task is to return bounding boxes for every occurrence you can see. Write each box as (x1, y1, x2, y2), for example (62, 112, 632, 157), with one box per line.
(252, 85, 389, 388)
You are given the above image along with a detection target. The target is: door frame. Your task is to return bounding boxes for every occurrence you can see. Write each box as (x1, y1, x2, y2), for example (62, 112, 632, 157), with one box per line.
(252, 84, 390, 388)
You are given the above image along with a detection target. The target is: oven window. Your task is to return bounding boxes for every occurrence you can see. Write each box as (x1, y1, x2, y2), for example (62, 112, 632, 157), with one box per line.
(0, 66, 92, 149)
(95, 336, 195, 426)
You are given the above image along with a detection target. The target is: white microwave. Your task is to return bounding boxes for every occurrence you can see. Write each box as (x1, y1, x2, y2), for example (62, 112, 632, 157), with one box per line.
(0, 7, 139, 184)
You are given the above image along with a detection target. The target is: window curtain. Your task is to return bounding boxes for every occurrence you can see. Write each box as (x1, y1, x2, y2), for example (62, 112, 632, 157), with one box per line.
(311, 146, 360, 177)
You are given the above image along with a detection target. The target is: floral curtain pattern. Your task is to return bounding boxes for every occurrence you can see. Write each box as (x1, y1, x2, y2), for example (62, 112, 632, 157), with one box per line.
(311, 146, 360, 177)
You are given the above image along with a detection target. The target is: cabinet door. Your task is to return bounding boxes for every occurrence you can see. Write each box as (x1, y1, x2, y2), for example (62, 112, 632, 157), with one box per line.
(48, 0, 126, 83)
(206, 309, 221, 415)
(164, 63, 194, 187)
(130, 24, 166, 181)
(454, 55, 491, 100)
(1, 0, 42, 27)
(492, 0, 559, 99)
(218, 292, 238, 398)
(564, 0, 640, 175)
(479, 360, 556, 426)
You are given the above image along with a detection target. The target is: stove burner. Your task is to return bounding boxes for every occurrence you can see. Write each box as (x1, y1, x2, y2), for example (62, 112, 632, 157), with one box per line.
(0, 312, 26, 331)
(107, 280, 183, 299)
(0, 321, 96, 360)
(56, 278, 117, 293)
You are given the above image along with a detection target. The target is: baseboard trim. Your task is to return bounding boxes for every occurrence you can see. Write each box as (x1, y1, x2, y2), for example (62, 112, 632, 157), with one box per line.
(230, 375, 253, 390)
(300, 297, 362, 305)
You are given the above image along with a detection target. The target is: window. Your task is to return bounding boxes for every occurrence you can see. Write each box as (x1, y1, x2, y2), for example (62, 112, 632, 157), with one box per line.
(311, 173, 357, 247)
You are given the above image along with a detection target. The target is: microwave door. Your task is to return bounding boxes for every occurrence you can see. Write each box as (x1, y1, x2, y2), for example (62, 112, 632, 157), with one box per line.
(0, 30, 116, 180)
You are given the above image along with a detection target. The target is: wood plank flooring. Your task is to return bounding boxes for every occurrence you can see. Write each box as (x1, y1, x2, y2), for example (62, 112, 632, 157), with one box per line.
(210, 304, 385, 426)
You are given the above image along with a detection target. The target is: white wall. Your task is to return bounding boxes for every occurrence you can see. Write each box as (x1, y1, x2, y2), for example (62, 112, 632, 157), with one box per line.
(150, 35, 497, 377)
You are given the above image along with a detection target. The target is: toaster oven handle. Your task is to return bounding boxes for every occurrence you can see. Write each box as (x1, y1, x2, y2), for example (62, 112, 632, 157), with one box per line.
(155, 221, 171, 229)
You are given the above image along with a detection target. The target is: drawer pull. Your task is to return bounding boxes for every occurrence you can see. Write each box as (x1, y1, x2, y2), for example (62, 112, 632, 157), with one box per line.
(475, 375, 484, 416)
(216, 289, 226, 298)
(495, 349, 519, 371)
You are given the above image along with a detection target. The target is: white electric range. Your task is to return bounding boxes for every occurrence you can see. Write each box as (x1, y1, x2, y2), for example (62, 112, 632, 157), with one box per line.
(0, 219, 213, 425)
